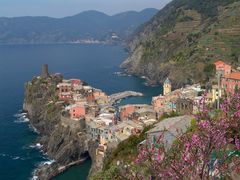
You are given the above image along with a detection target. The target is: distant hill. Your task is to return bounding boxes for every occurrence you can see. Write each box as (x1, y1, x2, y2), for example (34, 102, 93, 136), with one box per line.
(0, 8, 158, 44)
(122, 0, 240, 87)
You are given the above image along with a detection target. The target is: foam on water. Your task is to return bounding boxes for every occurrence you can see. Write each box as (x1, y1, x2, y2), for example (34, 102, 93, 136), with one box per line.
(0, 153, 26, 161)
(31, 176, 38, 180)
(14, 112, 30, 123)
(29, 143, 43, 149)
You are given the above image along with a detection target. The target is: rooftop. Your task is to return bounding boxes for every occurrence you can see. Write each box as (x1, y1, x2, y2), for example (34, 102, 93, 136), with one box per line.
(224, 72, 240, 80)
(57, 82, 72, 87)
(214, 60, 225, 66)
(164, 77, 171, 84)
(147, 115, 193, 134)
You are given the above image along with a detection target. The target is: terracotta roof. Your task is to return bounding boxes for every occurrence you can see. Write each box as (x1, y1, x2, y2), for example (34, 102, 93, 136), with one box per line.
(224, 72, 240, 80)
(214, 60, 225, 66)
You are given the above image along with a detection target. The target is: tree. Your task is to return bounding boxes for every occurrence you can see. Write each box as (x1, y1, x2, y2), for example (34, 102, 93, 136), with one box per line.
(127, 91, 240, 179)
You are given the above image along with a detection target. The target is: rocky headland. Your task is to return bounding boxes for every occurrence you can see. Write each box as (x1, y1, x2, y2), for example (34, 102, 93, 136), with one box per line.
(23, 74, 94, 179)
(23, 70, 144, 180)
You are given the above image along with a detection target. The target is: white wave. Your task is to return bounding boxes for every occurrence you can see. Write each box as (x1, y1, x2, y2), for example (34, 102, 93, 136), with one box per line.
(12, 156, 20, 160)
(31, 175, 38, 180)
(28, 124, 39, 134)
(113, 71, 128, 77)
(30, 143, 43, 149)
(0, 153, 25, 160)
(14, 112, 29, 123)
(43, 159, 55, 165)
(14, 112, 27, 118)
(0, 153, 6, 157)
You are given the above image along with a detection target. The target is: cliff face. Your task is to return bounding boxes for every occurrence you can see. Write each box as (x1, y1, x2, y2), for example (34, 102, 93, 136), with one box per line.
(122, 0, 240, 87)
(23, 75, 94, 180)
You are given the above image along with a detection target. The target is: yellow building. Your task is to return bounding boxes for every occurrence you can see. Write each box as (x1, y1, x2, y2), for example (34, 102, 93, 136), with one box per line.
(163, 77, 172, 95)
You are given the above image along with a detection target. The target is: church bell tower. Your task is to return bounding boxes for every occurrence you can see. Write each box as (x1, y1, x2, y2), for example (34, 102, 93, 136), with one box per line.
(163, 77, 172, 96)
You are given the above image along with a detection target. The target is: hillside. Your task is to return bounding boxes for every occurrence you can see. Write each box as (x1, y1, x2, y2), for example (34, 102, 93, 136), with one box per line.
(122, 0, 240, 87)
(0, 8, 158, 44)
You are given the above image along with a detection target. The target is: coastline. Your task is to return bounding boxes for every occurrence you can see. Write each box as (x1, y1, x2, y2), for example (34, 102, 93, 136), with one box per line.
(23, 72, 145, 180)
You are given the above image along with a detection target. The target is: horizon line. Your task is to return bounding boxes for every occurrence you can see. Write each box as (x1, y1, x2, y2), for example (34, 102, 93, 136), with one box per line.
(0, 7, 159, 19)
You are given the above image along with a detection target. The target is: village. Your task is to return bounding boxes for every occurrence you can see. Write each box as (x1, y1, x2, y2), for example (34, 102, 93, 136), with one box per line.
(54, 59, 240, 158)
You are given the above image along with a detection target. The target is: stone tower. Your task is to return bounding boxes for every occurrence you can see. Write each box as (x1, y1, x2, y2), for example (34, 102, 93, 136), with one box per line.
(163, 77, 172, 95)
(42, 64, 49, 78)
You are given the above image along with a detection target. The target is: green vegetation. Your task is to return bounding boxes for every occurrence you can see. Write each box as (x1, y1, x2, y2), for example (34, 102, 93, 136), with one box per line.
(159, 111, 179, 120)
(104, 125, 153, 169)
(125, 0, 240, 87)
(91, 126, 153, 180)
(90, 165, 124, 180)
(186, 0, 239, 17)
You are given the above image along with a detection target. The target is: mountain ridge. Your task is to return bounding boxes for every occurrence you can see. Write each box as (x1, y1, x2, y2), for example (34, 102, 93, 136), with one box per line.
(0, 8, 158, 44)
(122, 0, 240, 87)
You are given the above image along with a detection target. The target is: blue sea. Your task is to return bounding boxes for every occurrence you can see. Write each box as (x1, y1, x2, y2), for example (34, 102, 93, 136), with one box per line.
(0, 44, 162, 180)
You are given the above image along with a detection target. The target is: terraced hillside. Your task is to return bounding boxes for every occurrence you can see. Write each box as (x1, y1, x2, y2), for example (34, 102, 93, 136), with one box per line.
(122, 0, 240, 87)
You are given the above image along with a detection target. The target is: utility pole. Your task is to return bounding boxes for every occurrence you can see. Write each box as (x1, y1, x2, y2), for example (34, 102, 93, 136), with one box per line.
(217, 72, 221, 109)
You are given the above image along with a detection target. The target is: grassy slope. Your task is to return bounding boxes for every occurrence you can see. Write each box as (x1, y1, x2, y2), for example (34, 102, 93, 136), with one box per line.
(124, 0, 240, 87)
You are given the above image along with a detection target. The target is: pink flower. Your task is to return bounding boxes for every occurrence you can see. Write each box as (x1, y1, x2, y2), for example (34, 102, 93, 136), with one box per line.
(191, 134, 200, 146)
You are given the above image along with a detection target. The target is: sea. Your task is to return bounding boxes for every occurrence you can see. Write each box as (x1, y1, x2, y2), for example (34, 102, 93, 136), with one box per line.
(0, 44, 162, 180)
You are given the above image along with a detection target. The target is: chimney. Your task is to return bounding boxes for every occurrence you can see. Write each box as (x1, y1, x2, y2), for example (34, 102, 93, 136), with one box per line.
(42, 64, 49, 78)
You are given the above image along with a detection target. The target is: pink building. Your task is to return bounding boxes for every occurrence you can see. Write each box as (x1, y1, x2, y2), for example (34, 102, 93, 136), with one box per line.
(221, 72, 240, 94)
(214, 60, 232, 76)
(69, 104, 86, 119)
(152, 96, 166, 111)
(120, 105, 136, 120)
(70, 79, 82, 86)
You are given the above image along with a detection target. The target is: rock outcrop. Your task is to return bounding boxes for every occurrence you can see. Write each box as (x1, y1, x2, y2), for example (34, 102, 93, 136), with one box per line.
(23, 74, 95, 180)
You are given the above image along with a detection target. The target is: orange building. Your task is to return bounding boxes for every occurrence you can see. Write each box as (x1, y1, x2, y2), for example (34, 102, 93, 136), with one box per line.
(214, 60, 232, 76)
(86, 90, 108, 103)
(119, 105, 136, 120)
(93, 91, 107, 99)
(221, 72, 240, 94)
(152, 96, 166, 111)
(69, 104, 86, 119)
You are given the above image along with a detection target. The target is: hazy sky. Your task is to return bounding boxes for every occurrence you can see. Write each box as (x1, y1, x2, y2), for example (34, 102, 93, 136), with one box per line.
(0, 0, 171, 18)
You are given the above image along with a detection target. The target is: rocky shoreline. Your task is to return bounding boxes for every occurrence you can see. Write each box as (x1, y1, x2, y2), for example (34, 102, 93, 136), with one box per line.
(22, 71, 144, 180)
(23, 74, 95, 180)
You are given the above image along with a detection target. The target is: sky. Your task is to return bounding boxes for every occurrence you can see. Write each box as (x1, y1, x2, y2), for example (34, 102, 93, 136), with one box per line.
(0, 0, 171, 18)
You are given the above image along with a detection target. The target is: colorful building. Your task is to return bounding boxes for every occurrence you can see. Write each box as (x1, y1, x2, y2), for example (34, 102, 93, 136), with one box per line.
(59, 92, 72, 100)
(57, 82, 73, 100)
(214, 60, 232, 76)
(221, 72, 240, 94)
(86, 90, 108, 104)
(119, 105, 136, 120)
(152, 96, 166, 111)
(69, 104, 86, 119)
(70, 79, 82, 86)
(58, 83, 72, 93)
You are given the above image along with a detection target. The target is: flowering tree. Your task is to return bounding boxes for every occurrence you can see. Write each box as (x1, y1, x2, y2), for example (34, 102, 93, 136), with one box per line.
(127, 92, 240, 179)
